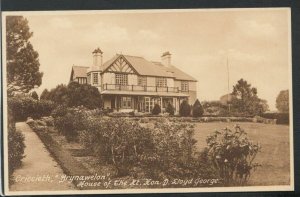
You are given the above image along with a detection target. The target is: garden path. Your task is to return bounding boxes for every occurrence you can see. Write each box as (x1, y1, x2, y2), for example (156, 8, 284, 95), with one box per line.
(10, 122, 75, 191)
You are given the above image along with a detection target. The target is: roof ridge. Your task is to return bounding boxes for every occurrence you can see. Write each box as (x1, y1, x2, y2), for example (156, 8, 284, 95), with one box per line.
(72, 65, 89, 68)
(121, 54, 144, 58)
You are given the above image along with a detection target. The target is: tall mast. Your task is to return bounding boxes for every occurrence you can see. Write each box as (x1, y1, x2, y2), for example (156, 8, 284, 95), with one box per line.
(227, 56, 231, 114)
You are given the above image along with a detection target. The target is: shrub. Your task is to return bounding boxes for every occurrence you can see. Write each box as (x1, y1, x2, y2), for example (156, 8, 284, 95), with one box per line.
(79, 117, 154, 176)
(179, 100, 191, 117)
(165, 102, 175, 116)
(7, 109, 25, 178)
(53, 106, 88, 142)
(206, 125, 261, 186)
(192, 99, 204, 117)
(8, 96, 55, 121)
(152, 104, 161, 115)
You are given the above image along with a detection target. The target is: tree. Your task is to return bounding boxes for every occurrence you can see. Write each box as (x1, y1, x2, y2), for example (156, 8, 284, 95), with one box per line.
(6, 16, 43, 96)
(67, 82, 102, 109)
(166, 102, 175, 115)
(31, 91, 39, 100)
(192, 99, 204, 117)
(40, 89, 50, 100)
(152, 103, 161, 115)
(231, 79, 269, 116)
(179, 100, 191, 117)
(276, 90, 289, 113)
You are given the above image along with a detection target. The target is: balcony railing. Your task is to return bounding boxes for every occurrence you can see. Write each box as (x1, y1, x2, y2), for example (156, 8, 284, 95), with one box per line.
(102, 84, 188, 93)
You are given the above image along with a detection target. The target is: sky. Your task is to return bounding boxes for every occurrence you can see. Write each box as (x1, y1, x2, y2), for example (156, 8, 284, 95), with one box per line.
(15, 8, 290, 110)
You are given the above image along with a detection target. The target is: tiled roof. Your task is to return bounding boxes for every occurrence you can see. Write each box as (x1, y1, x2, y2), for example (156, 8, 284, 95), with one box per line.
(71, 66, 89, 79)
(103, 54, 197, 81)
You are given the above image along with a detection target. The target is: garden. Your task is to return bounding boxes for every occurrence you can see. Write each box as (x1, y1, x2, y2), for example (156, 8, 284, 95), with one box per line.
(18, 104, 289, 189)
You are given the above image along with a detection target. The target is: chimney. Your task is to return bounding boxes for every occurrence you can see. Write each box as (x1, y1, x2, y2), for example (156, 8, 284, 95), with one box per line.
(161, 51, 171, 67)
(92, 47, 103, 71)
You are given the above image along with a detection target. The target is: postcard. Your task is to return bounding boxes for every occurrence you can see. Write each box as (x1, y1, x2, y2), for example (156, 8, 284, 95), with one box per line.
(2, 8, 294, 195)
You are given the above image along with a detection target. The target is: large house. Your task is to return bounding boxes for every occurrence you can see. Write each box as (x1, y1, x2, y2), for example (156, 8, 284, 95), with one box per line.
(70, 48, 197, 114)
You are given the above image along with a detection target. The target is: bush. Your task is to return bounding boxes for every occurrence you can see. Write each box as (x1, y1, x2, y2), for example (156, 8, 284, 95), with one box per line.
(152, 104, 161, 115)
(53, 106, 88, 142)
(7, 109, 25, 178)
(8, 96, 55, 121)
(192, 99, 204, 117)
(166, 102, 175, 116)
(179, 100, 191, 117)
(79, 117, 154, 176)
(206, 125, 261, 186)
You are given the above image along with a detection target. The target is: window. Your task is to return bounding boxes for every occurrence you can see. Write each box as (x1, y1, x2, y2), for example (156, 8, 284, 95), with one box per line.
(121, 97, 132, 108)
(156, 77, 167, 87)
(181, 81, 189, 92)
(115, 74, 128, 85)
(78, 77, 87, 84)
(138, 76, 147, 86)
(93, 73, 98, 84)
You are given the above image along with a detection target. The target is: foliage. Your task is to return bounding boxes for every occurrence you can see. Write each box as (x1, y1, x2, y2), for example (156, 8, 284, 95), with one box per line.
(53, 106, 88, 142)
(7, 109, 25, 177)
(42, 82, 102, 109)
(152, 103, 161, 115)
(192, 99, 204, 117)
(8, 95, 55, 121)
(43, 84, 68, 104)
(166, 102, 175, 116)
(40, 88, 50, 100)
(261, 113, 289, 125)
(146, 119, 199, 179)
(202, 101, 228, 116)
(231, 79, 269, 116)
(79, 117, 154, 176)
(6, 16, 43, 96)
(276, 90, 289, 113)
(179, 100, 191, 117)
(31, 91, 39, 100)
(206, 125, 261, 186)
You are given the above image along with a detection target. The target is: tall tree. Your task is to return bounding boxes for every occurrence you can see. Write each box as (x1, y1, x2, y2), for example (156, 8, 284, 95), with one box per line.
(231, 79, 269, 116)
(276, 90, 289, 113)
(6, 16, 43, 96)
(40, 89, 50, 100)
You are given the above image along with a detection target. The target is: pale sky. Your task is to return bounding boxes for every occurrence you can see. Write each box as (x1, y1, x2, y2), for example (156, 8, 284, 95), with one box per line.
(20, 9, 290, 110)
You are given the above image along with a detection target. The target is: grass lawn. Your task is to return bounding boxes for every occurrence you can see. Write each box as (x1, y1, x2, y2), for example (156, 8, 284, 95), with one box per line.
(193, 122, 291, 186)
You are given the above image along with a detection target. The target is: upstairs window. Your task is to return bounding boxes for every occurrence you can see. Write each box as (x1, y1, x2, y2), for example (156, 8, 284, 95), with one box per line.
(115, 74, 128, 86)
(138, 76, 147, 86)
(156, 77, 167, 87)
(181, 81, 189, 92)
(93, 73, 98, 84)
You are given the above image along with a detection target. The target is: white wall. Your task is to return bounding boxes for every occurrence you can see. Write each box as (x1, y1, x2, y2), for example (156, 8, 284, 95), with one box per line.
(167, 78, 174, 87)
(128, 74, 138, 85)
(147, 77, 156, 86)
(102, 72, 115, 85)
(189, 81, 197, 91)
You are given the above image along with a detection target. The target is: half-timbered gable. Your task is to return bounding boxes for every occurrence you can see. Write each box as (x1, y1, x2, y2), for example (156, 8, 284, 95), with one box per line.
(105, 55, 138, 74)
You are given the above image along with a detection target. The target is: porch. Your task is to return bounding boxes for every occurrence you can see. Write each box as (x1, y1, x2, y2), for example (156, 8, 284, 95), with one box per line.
(102, 95, 188, 114)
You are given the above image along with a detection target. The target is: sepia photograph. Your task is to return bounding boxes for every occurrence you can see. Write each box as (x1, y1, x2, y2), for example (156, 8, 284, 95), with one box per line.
(2, 8, 293, 195)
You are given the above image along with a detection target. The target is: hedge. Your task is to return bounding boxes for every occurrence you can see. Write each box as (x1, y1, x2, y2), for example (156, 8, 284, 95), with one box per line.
(261, 113, 289, 125)
(8, 96, 55, 121)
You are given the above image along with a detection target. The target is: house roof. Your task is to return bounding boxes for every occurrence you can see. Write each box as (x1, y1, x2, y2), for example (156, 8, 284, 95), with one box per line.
(103, 54, 197, 81)
(71, 66, 89, 79)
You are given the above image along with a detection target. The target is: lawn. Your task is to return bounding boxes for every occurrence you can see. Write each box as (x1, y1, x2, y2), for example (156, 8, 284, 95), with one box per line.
(193, 122, 291, 186)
